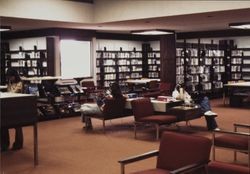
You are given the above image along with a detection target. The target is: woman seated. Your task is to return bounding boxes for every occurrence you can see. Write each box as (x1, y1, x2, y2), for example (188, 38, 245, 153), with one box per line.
(172, 84, 220, 131)
(81, 82, 124, 130)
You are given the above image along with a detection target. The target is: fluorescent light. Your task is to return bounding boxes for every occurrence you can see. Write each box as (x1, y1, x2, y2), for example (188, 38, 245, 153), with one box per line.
(131, 29, 174, 35)
(0, 26, 11, 32)
(229, 22, 250, 29)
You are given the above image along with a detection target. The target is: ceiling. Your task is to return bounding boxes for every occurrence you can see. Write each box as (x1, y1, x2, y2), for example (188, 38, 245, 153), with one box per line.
(1, 8, 250, 34)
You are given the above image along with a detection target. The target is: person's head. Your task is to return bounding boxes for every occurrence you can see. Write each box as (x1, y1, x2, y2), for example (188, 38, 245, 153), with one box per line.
(109, 82, 122, 98)
(175, 83, 185, 92)
(6, 68, 21, 83)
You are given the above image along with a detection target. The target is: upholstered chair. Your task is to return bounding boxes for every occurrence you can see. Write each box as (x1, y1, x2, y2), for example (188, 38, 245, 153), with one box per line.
(212, 123, 250, 167)
(131, 98, 177, 140)
(207, 161, 250, 174)
(119, 131, 212, 174)
(82, 97, 127, 132)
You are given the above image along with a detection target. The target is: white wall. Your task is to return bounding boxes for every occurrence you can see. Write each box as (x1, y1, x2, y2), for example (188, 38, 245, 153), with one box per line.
(2, 0, 250, 25)
(94, 0, 250, 23)
(8, 37, 47, 51)
(96, 39, 144, 51)
(0, 0, 94, 23)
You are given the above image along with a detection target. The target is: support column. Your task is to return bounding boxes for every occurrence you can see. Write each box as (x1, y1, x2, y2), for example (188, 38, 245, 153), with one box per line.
(160, 34, 176, 87)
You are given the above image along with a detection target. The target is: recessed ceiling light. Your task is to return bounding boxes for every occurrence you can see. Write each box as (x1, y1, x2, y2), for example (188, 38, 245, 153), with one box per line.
(0, 26, 11, 32)
(229, 22, 250, 29)
(131, 29, 174, 35)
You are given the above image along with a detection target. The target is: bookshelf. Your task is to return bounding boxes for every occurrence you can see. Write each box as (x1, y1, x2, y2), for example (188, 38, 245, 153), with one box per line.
(96, 49, 143, 88)
(2, 37, 55, 79)
(176, 41, 226, 97)
(231, 48, 250, 81)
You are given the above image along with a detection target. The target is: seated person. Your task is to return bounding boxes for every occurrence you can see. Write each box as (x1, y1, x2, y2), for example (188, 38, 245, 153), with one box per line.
(81, 82, 124, 130)
(172, 84, 219, 131)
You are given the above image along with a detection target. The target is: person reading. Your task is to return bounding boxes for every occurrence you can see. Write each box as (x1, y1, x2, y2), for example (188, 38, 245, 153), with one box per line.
(172, 84, 220, 131)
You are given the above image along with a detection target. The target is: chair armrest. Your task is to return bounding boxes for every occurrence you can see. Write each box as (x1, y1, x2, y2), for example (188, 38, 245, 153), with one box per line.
(234, 123, 250, 129)
(118, 150, 159, 165)
(169, 161, 210, 174)
(118, 150, 159, 174)
(213, 129, 250, 137)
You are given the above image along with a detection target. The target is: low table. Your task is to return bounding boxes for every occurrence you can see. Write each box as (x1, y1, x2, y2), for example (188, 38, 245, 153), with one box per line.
(167, 105, 202, 122)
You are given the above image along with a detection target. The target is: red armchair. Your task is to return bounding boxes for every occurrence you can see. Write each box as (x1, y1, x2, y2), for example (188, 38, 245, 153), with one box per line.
(131, 98, 177, 140)
(212, 123, 250, 166)
(119, 131, 212, 174)
(82, 97, 127, 132)
(207, 161, 250, 174)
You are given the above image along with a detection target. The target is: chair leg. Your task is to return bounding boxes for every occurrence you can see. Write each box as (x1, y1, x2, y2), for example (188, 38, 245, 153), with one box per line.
(248, 138, 250, 167)
(212, 131, 215, 161)
(103, 120, 105, 133)
(134, 122, 137, 139)
(155, 124, 159, 140)
(84, 116, 88, 131)
(120, 163, 125, 174)
(234, 151, 237, 162)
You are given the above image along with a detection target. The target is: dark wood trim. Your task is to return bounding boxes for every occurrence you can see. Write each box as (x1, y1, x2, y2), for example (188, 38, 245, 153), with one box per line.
(1, 28, 96, 40)
(96, 32, 160, 41)
(160, 34, 176, 85)
(46, 37, 55, 76)
(177, 29, 250, 39)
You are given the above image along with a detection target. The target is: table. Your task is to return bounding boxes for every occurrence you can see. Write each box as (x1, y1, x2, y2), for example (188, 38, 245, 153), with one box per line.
(21, 76, 61, 84)
(167, 105, 202, 122)
(223, 82, 250, 106)
(0, 92, 38, 165)
(0, 85, 7, 92)
(125, 98, 183, 112)
(125, 78, 160, 84)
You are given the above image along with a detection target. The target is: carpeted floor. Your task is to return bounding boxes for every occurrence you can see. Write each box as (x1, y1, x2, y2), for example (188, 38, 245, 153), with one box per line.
(1, 98, 249, 174)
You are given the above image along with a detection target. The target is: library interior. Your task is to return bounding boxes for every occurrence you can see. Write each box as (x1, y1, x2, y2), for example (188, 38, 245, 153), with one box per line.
(1, 1, 250, 174)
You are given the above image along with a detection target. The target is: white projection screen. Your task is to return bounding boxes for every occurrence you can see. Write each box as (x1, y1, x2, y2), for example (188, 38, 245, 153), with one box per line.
(60, 40, 92, 79)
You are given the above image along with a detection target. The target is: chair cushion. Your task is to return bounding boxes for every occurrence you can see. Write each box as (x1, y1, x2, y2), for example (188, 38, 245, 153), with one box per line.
(138, 115, 177, 124)
(157, 132, 211, 171)
(214, 135, 248, 150)
(131, 168, 170, 174)
(207, 161, 250, 174)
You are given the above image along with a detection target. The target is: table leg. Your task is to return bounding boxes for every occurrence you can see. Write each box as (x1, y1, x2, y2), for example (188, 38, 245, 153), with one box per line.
(34, 123, 38, 166)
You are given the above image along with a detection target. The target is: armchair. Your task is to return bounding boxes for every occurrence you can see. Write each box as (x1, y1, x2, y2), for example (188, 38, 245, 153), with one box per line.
(131, 98, 177, 140)
(119, 131, 212, 174)
(82, 97, 128, 132)
(207, 161, 250, 174)
(212, 123, 250, 166)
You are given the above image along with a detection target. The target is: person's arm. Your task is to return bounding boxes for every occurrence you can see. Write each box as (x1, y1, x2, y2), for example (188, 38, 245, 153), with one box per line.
(8, 82, 23, 93)
(184, 90, 193, 104)
(172, 90, 180, 99)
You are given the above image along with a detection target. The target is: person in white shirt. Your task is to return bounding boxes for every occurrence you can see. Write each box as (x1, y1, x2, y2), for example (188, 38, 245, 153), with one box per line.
(172, 84, 219, 131)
